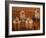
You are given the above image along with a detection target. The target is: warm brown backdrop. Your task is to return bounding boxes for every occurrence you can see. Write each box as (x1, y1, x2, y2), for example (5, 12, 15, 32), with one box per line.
(12, 7, 40, 17)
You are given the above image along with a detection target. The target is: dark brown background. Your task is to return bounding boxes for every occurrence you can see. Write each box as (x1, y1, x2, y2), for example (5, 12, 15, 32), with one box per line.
(12, 7, 40, 17)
